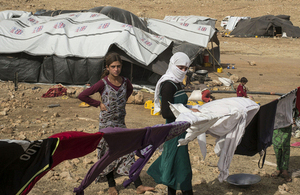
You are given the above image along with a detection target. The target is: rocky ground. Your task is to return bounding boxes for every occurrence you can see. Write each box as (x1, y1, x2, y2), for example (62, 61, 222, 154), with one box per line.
(1, 0, 300, 195)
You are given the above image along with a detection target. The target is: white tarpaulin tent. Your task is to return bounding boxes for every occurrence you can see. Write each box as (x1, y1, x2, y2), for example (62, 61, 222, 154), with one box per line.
(0, 8, 220, 85)
(146, 18, 216, 48)
(146, 16, 220, 68)
(0, 11, 171, 66)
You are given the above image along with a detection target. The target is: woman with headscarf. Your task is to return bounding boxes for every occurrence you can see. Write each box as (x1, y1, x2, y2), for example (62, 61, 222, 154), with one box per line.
(147, 52, 194, 195)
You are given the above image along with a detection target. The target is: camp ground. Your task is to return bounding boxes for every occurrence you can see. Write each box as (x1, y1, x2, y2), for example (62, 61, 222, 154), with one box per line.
(1, 0, 300, 194)
(0, 6, 219, 86)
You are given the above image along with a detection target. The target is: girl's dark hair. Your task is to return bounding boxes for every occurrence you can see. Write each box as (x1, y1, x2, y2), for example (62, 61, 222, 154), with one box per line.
(100, 52, 122, 79)
(240, 77, 248, 83)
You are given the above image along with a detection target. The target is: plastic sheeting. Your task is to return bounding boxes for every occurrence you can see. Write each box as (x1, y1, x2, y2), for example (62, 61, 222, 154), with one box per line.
(147, 18, 216, 48)
(0, 12, 171, 64)
(0, 7, 220, 85)
(163, 15, 217, 28)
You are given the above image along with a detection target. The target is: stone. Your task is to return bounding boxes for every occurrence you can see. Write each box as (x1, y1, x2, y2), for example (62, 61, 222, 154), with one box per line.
(62, 160, 75, 169)
(192, 168, 199, 174)
(42, 123, 50, 128)
(155, 184, 167, 191)
(75, 88, 85, 98)
(127, 94, 135, 104)
(71, 158, 80, 165)
(212, 80, 223, 86)
(0, 110, 7, 116)
(249, 61, 256, 66)
(144, 191, 155, 194)
(88, 124, 97, 129)
(18, 133, 27, 140)
(83, 157, 94, 165)
(200, 178, 207, 184)
(60, 171, 73, 180)
(229, 74, 239, 83)
(15, 119, 22, 124)
(134, 91, 144, 104)
(97, 190, 105, 194)
(282, 184, 289, 192)
(53, 112, 60, 117)
(2, 127, 14, 134)
(278, 185, 288, 194)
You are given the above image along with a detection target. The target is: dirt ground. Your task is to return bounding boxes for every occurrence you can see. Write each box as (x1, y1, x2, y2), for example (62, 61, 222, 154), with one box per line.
(1, 0, 300, 195)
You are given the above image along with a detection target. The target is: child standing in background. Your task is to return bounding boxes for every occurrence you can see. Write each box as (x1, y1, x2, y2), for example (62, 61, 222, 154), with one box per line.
(237, 77, 248, 98)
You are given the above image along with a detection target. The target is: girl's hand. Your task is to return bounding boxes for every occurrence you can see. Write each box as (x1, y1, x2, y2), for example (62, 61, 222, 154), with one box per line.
(100, 103, 107, 111)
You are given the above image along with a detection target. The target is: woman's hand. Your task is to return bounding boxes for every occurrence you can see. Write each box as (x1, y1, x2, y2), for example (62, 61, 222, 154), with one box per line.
(100, 103, 107, 111)
(190, 108, 200, 112)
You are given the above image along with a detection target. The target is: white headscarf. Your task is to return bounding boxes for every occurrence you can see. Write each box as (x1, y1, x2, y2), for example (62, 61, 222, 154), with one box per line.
(153, 52, 191, 114)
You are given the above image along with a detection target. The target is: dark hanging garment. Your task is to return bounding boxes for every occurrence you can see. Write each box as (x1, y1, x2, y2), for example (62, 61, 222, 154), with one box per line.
(0, 138, 59, 195)
(0, 131, 104, 195)
(235, 99, 279, 157)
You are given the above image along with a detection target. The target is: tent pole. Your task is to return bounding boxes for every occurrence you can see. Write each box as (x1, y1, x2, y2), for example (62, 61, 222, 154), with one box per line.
(14, 72, 18, 91)
(211, 41, 215, 71)
(130, 63, 133, 82)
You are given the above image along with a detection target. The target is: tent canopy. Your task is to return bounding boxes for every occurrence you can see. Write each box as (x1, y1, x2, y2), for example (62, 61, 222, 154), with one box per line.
(230, 15, 300, 38)
(0, 7, 220, 85)
(147, 16, 220, 65)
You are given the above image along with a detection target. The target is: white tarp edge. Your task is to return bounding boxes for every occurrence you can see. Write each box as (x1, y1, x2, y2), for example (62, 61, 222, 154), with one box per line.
(0, 10, 32, 21)
(163, 15, 217, 28)
(147, 18, 216, 48)
(226, 16, 250, 31)
(0, 11, 172, 66)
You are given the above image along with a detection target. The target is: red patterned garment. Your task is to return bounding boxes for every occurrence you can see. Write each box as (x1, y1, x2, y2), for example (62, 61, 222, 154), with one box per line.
(42, 84, 67, 98)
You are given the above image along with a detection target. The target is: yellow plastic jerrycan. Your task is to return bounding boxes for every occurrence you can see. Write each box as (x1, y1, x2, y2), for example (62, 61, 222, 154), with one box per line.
(217, 67, 223, 73)
(144, 100, 153, 109)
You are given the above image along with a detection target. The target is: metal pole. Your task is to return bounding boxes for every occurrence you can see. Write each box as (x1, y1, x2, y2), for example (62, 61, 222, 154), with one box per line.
(130, 63, 133, 82)
(211, 41, 215, 71)
(14, 72, 18, 91)
(185, 89, 284, 96)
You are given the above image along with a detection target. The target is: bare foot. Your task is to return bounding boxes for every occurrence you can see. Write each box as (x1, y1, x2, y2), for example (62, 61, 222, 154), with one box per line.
(108, 187, 118, 195)
(281, 170, 292, 182)
(271, 170, 281, 178)
(136, 185, 155, 194)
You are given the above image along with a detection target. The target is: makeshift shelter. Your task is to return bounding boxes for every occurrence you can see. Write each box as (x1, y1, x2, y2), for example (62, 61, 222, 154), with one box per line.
(0, 8, 173, 85)
(0, 7, 220, 85)
(230, 15, 300, 38)
(147, 16, 220, 69)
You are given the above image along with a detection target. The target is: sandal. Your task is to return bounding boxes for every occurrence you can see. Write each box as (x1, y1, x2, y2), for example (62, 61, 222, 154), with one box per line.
(271, 170, 281, 178)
